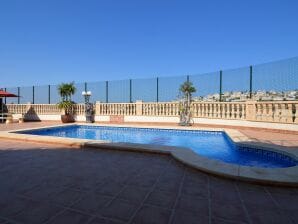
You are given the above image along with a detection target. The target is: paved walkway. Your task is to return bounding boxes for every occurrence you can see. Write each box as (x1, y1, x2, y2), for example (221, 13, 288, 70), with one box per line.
(0, 122, 297, 224)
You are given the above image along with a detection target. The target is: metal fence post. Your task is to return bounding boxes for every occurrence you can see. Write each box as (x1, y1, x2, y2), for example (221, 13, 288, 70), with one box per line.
(84, 82, 87, 92)
(48, 85, 51, 104)
(156, 77, 159, 102)
(32, 86, 35, 104)
(219, 70, 222, 102)
(18, 87, 20, 104)
(249, 65, 253, 99)
(105, 81, 109, 103)
(129, 79, 132, 103)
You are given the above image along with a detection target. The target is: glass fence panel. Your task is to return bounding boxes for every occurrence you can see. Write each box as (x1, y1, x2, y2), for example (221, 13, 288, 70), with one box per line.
(253, 57, 298, 100)
(87, 81, 106, 103)
(34, 85, 49, 104)
(159, 75, 187, 102)
(108, 79, 130, 103)
(190, 72, 220, 101)
(20, 86, 33, 104)
(222, 67, 250, 101)
(131, 78, 157, 102)
(72, 83, 85, 103)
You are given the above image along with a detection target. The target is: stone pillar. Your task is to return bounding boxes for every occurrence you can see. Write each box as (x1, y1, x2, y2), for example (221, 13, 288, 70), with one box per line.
(245, 100, 257, 121)
(95, 101, 101, 115)
(136, 100, 143, 116)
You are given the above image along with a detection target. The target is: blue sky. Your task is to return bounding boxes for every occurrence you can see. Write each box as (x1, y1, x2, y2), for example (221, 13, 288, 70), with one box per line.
(0, 0, 298, 88)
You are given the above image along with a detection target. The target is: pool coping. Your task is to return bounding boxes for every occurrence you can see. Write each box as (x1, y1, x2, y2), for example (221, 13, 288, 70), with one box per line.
(0, 123, 297, 186)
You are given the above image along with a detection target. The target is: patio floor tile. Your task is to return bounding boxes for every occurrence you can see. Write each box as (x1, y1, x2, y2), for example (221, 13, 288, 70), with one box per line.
(46, 209, 91, 224)
(71, 193, 112, 215)
(131, 205, 171, 224)
(100, 199, 138, 222)
(145, 189, 177, 209)
(117, 186, 149, 204)
(13, 201, 62, 224)
(171, 209, 209, 224)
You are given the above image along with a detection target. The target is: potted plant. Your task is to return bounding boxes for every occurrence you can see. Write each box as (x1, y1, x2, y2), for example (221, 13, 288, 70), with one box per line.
(57, 82, 76, 123)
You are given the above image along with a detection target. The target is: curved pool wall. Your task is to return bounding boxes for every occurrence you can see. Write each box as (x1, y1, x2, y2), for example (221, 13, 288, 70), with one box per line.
(16, 125, 297, 168)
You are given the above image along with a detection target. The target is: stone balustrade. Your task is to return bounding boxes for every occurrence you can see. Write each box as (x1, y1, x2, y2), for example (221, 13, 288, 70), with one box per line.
(142, 102, 180, 116)
(5, 100, 298, 124)
(252, 101, 298, 124)
(6, 104, 27, 114)
(73, 104, 85, 116)
(192, 102, 246, 120)
(96, 103, 136, 116)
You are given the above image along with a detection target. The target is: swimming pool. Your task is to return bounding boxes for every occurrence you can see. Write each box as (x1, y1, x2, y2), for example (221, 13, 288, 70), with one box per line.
(18, 125, 297, 168)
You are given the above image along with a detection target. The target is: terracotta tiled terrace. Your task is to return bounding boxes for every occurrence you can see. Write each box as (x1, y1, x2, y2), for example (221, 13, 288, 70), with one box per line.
(0, 122, 298, 224)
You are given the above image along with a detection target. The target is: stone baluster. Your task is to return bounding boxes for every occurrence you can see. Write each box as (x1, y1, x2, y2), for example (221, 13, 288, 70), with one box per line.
(259, 103, 264, 121)
(196, 103, 200, 117)
(143, 104, 146, 115)
(204, 103, 207, 117)
(106, 104, 109, 115)
(261, 104, 266, 121)
(242, 104, 246, 119)
(286, 103, 293, 123)
(210, 103, 214, 118)
(110, 104, 113, 115)
(209, 103, 213, 117)
(149, 104, 152, 115)
(266, 103, 273, 122)
(230, 104, 235, 119)
(227, 104, 231, 119)
(264, 104, 269, 122)
(275, 103, 281, 122)
(222, 104, 226, 119)
(215, 103, 219, 118)
(234, 104, 239, 119)
(148, 104, 152, 116)
(257, 104, 262, 121)
(206, 103, 209, 117)
(280, 103, 288, 123)
(199, 103, 203, 117)
(295, 103, 298, 124)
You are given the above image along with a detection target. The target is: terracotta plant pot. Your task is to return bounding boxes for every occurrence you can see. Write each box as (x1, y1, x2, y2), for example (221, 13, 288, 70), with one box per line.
(61, 115, 75, 123)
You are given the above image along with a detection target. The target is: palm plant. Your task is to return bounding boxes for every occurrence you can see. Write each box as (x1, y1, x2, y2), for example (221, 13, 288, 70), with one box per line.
(179, 81, 196, 126)
(179, 81, 196, 103)
(57, 82, 76, 115)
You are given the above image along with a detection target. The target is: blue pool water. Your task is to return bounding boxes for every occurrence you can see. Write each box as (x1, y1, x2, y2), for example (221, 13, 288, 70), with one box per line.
(18, 125, 297, 168)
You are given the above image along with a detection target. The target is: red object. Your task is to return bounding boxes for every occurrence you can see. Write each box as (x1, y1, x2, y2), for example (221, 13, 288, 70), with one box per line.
(0, 90, 18, 97)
